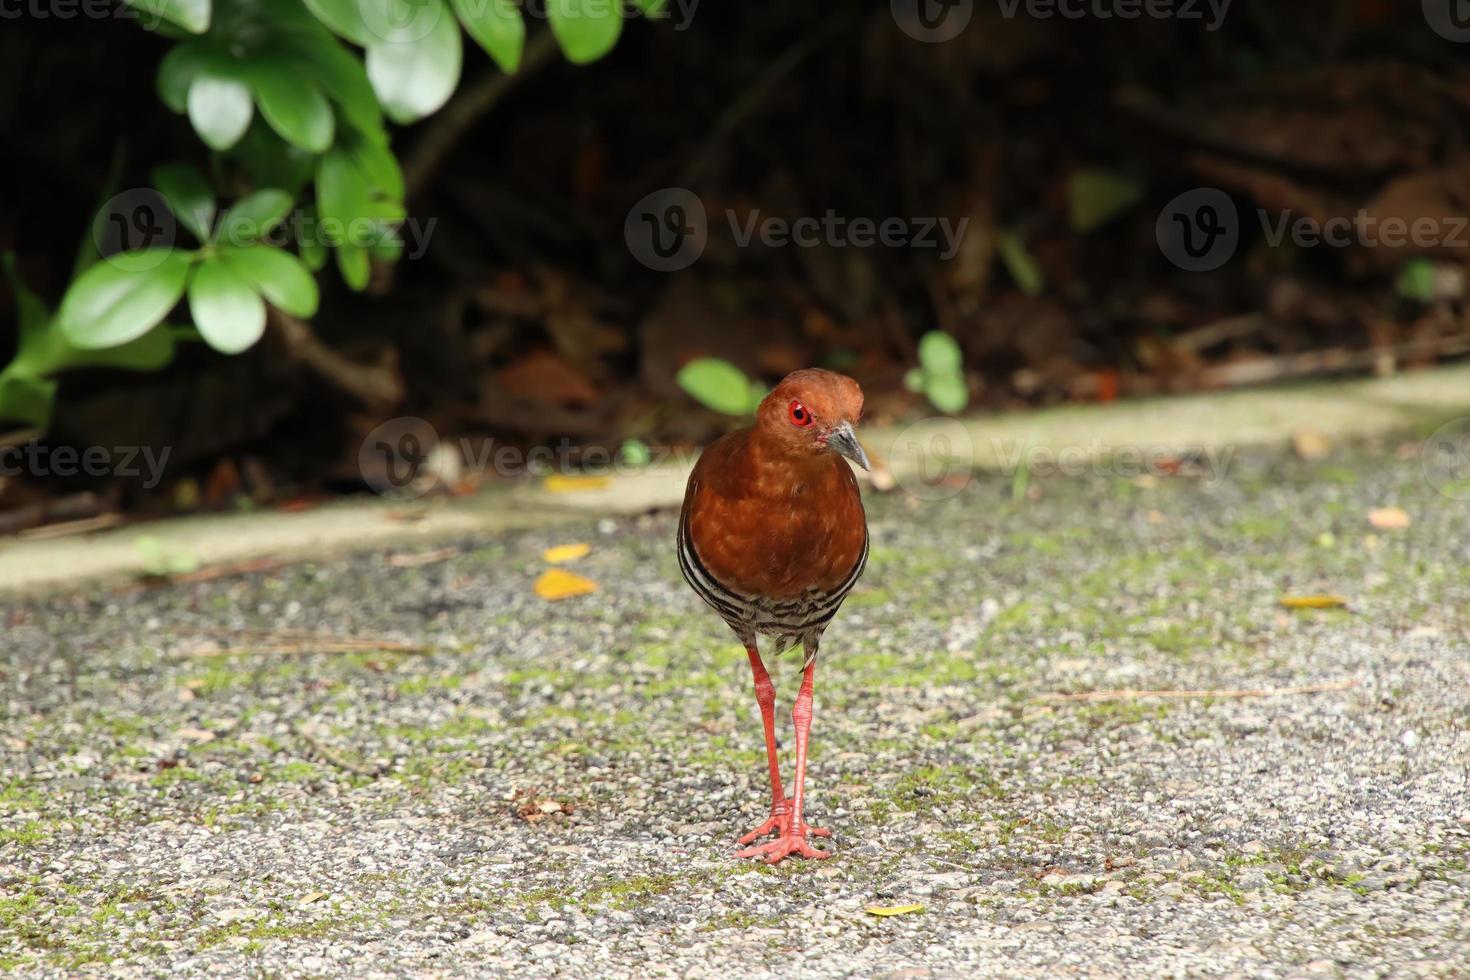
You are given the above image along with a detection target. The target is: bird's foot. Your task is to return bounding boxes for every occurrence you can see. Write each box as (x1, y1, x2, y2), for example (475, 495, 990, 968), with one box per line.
(734, 826, 833, 864)
(736, 806, 831, 846)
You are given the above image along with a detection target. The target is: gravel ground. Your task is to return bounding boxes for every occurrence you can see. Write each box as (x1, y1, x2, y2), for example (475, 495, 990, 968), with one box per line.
(3, 437, 1469, 977)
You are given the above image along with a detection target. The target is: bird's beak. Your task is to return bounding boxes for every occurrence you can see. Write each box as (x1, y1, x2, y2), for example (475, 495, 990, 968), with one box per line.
(826, 421, 870, 471)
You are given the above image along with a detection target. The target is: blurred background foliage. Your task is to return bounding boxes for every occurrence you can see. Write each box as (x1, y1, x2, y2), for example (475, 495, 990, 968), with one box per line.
(2, 0, 1469, 527)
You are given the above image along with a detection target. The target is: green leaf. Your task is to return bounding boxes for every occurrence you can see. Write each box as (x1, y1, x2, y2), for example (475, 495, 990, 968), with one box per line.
(365, 0, 463, 124)
(298, 207, 329, 271)
(345, 130, 405, 201)
(336, 241, 371, 291)
(157, 41, 220, 112)
(134, 535, 200, 577)
(0, 371, 57, 429)
(547, 0, 623, 64)
(619, 438, 651, 468)
(316, 148, 371, 245)
(903, 367, 925, 393)
(282, 40, 384, 137)
(224, 125, 316, 197)
(1068, 169, 1143, 234)
(924, 371, 968, 415)
(918, 331, 963, 374)
(216, 190, 295, 245)
(188, 258, 267, 354)
(1396, 258, 1437, 303)
(151, 164, 216, 243)
(249, 63, 335, 154)
(302, 0, 369, 44)
(676, 358, 756, 416)
(187, 73, 253, 151)
(452, 0, 524, 72)
(125, 0, 210, 33)
(57, 250, 192, 350)
(218, 245, 319, 318)
(997, 231, 1044, 296)
(1, 253, 52, 348)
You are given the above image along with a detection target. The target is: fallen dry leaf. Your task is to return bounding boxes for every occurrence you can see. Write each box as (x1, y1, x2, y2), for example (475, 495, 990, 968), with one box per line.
(1292, 426, 1331, 461)
(1280, 595, 1350, 610)
(298, 891, 327, 908)
(544, 475, 611, 493)
(534, 568, 598, 600)
(1367, 506, 1411, 530)
(543, 543, 591, 564)
(864, 904, 924, 917)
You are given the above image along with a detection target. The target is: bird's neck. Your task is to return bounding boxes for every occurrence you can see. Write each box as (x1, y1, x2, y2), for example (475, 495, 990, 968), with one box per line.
(739, 427, 834, 492)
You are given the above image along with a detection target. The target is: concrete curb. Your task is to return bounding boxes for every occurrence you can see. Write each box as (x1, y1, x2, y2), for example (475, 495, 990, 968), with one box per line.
(3, 365, 1467, 598)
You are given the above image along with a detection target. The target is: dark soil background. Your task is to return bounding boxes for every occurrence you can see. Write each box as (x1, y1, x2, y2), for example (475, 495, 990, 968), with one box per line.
(3, 0, 1470, 521)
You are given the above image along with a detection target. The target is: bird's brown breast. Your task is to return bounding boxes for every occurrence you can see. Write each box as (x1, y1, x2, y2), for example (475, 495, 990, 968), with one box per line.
(682, 429, 867, 600)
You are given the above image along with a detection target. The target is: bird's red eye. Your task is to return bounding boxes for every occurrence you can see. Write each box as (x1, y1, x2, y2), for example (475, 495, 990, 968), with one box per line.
(788, 400, 813, 427)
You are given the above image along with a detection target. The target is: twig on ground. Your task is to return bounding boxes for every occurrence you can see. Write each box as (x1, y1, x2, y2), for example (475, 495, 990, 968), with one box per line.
(1038, 679, 1358, 702)
(294, 726, 386, 778)
(268, 308, 404, 409)
(177, 628, 427, 658)
(1200, 335, 1470, 388)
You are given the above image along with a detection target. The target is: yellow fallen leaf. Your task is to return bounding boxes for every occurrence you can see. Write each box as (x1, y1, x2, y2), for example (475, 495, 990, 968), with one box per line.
(543, 543, 591, 564)
(544, 475, 611, 493)
(535, 568, 598, 600)
(298, 891, 327, 907)
(1367, 506, 1410, 530)
(1280, 595, 1350, 610)
(864, 904, 924, 917)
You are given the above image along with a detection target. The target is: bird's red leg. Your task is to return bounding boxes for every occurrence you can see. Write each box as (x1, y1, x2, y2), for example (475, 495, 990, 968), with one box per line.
(736, 646, 788, 844)
(735, 656, 831, 863)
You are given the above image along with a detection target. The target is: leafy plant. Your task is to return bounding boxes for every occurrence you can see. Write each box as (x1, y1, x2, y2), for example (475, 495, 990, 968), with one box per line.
(1068, 169, 1143, 233)
(1, 0, 664, 429)
(904, 331, 968, 414)
(134, 534, 201, 578)
(676, 358, 768, 416)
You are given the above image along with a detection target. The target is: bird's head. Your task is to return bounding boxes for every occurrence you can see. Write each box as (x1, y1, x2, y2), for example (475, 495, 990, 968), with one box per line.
(755, 368, 869, 471)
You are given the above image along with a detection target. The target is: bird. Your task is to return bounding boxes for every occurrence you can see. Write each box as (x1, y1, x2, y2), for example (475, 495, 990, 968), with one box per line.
(677, 368, 870, 864)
